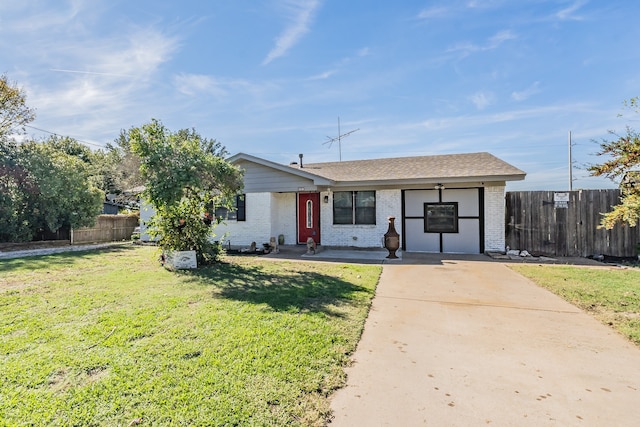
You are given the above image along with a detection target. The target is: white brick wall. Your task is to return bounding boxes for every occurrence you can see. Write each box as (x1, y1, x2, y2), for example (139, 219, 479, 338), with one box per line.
(222, 190, 402, 248)
(484, 185, 506, 252)
(142, 187, 504, 252)
(320, 189, 402, 248)
(270, 192, 297, 246)
(214, 192, 272, 246)
(214, 192, 297, 247)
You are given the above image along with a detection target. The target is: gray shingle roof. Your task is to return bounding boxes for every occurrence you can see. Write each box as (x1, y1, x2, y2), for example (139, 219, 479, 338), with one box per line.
(298, 152, 525, 183)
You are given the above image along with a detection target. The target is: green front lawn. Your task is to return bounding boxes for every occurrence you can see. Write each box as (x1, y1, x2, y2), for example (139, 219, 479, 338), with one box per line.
(509, 264, 640, 346)
(0, 246, 381, 426)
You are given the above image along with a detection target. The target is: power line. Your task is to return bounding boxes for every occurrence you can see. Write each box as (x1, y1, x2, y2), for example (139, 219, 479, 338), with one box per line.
(24, 125, 104, 148)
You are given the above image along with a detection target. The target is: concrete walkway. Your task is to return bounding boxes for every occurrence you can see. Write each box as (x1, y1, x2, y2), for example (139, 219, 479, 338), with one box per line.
(0, 242, 124, 260)
(329, 257, 640, 426)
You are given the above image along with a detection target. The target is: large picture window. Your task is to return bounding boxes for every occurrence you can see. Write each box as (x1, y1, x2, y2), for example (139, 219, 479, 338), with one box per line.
(424, 202, 458, 233)
(333, 191, 376, 225)
(214, 194, 246, 221)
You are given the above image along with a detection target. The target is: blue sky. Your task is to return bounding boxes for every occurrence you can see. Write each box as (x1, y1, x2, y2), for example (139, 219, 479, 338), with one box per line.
(2, 0, 639, 190)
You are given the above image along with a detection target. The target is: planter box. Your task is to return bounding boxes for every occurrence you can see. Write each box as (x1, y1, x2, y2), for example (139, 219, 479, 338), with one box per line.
(165, 250, 197, 270)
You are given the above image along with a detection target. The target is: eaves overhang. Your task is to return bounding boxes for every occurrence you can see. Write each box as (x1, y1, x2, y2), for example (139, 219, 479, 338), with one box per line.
(326, 173, 526, 188)
(228, 152, 335, 187)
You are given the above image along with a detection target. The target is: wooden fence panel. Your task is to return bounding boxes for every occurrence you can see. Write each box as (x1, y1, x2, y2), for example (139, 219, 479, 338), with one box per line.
(506, 190, 640, 257)
(72, 215, 139, 245)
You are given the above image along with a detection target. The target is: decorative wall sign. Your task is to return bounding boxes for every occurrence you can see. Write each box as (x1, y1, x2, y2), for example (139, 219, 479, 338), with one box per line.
(554, 192, 569, 208)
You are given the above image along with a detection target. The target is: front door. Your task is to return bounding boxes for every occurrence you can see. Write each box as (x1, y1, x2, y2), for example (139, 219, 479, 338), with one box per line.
(297, 193, 320, 244)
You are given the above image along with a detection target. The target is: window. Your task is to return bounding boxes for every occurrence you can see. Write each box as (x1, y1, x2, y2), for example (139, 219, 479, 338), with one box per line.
(333, 191, 376, 225)
(306, 200, 313, 228)
(424, 202, 458, 233)
(214, 194, 246, 221)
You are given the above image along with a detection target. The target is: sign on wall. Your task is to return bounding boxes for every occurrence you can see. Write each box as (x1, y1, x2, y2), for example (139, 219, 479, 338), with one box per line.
(554, 192, 569, 208)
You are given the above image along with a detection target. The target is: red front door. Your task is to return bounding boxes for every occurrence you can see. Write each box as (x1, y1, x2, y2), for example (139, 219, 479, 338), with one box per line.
(298, 193, 321, 244)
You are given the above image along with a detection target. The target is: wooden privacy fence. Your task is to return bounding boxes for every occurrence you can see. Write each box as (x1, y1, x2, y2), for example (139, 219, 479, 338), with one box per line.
(71, 215, 139, 245)
(506, 190, 640, 258)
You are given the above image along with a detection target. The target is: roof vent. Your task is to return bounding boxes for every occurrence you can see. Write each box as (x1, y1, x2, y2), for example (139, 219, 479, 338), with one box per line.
(299, 153, 303, 168)
(289, 161, 298, 167)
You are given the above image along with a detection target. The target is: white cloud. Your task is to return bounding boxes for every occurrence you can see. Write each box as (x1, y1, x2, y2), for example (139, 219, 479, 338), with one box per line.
(470, 91, 495, 110)
(2, 1, 182, 147)
(488, 30, 517, 48)
(29, 26, 180, 111)
(174, 74, 227, 97)
(48, 69, 136, 78)
(305, 47, 369, 80)
(0, 0, 85, 33)
(465, 0, 505, 9)
(555, 0, 587, 21)
(511, 81, 541, 101)
(415, 103, 595, 131)
(307, 70, 337, 80)
(262, 0, 322, 65)
(448, 29, 516, 55)
(357, 47, 370, 57)
(417, 6, 448, 20)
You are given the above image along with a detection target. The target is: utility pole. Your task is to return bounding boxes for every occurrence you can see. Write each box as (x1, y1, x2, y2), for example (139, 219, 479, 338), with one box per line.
(568, 130, 573, 191)
(323, 117, 359, 161)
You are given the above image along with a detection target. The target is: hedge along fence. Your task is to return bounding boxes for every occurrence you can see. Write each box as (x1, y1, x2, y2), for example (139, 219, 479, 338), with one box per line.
(71, 214, 139, 245)
(505, 189, 640, 258)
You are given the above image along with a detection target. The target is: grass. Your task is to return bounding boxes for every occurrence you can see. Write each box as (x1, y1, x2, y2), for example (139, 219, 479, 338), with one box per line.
(509, 264, 640, 346)
(0, 246, 381, 426)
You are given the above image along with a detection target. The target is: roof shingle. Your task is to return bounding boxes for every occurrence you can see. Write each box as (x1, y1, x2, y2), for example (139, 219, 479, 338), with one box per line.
(298, 152, 525, 183)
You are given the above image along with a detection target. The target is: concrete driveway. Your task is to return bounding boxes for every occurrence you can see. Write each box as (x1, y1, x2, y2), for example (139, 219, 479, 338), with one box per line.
(329, 257, 640, 426)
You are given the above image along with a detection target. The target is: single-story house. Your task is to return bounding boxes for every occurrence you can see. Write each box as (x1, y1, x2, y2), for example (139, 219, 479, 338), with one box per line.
(205, 152, 526, 254)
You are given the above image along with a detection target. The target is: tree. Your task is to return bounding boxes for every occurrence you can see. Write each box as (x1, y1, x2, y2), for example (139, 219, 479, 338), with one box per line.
(0, 74, 36, 140)
(100, 128, 144, 195)
(0, 140, 36, 241)
(129, 119, 243, 264)
(18, 138, 104, 234)
(589, 97, 640, 228)
(0, 137, 104, 242)
(0, 75, 103, 242)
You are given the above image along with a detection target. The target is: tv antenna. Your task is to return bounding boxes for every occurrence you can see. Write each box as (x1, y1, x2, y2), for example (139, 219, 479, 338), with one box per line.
(323, 116, 359, 161)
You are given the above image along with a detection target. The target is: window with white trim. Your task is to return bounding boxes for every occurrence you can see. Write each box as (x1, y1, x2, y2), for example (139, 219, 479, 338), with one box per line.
(333, 191, 376, 225)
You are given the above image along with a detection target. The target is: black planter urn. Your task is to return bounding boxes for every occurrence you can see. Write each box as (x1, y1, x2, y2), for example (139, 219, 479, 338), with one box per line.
(384, 216, 400, 259)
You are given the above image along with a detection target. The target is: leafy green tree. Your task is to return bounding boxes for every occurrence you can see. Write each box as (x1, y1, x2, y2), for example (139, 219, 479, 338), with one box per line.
(0, 140, 36, 241)
(589, 97, 640, 228)
(0, 137, 104, 242)
(1, 74, 37, 241)
(47, 134, 95, 164)
(100, 128, 144, 196)
(18, 139, 104, 234)
(129, 119, 243, 264)
(0, 75, 103, 242)
(0, 74, 36, 140)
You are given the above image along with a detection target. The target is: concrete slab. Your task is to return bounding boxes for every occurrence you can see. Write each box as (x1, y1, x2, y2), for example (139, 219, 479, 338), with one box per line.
(302, 248, 402, 262)
(0, 242, 124, 260)
(329, 259, 640, 426)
